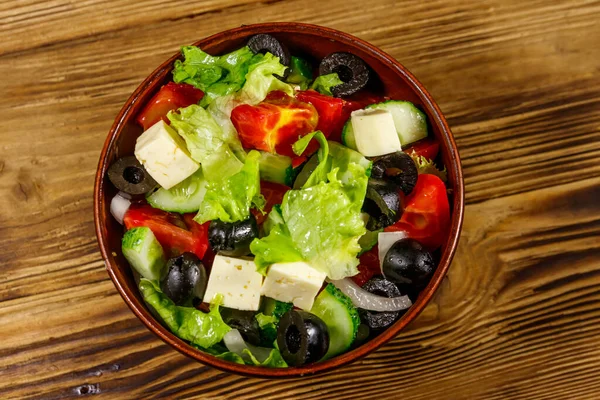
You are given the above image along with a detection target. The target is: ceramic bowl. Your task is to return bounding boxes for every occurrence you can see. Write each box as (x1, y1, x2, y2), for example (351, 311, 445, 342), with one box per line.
(94, 22, 464, 378)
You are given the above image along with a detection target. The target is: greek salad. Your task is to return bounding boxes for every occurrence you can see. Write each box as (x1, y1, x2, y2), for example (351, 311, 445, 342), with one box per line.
(107, 34, 451, 368)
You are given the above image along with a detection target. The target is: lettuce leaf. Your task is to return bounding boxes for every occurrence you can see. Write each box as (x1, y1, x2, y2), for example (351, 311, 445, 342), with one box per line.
(215, 348, 287, 368)
(194, 150, 264, 223)
(207, 52, 295, 141)
(310, 73, 344, 96)
(410, 154, 448, 182)
(139, 279, 230, 349)
(172, 46, 256, 106)
(168, 104, 245, 181)
(251, 142, 369, 279)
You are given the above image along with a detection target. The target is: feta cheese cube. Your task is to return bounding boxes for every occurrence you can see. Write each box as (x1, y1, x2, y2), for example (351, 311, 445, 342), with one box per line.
(134, 120, 199, 189)
(260, 262, 326, 310)
(203, 255, 263, 311)
(351, 109, 401, 157)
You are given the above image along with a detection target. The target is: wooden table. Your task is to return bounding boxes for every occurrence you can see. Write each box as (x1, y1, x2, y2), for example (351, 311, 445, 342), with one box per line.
(2, 0, 599, 398)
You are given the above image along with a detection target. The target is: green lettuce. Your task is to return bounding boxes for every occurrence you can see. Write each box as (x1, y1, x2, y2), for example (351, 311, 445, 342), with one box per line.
(139, 279, 230, 349)
(172, 46, 256, 106)
(168, 104, 245, 181)
(310, 73, 344, 96)
(207, 52, 295, 141)
(251, 138, 370, 279)
(215, 347, 287, 368)
(194, 150, 264, 223)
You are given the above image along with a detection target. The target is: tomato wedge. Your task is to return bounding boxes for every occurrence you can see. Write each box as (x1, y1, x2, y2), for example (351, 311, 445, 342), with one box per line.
(404, 138, 440, 160)
(123, 205, 209, 259)
(251, 181, 289, 224)
(231, 91, 318, 157)
(296, 90, 344, 138)
(385, 174, 450, 250)
(136, 82, 204, 130)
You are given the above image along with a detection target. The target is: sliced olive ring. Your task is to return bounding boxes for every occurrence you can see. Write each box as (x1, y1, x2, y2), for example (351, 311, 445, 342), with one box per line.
(248, 34, 290, 79)
(107, 156, 157, 195)
(318, 52, 370, 97)
(358, 277, 403, 331)
(277, 310, 329, 366)
(362, 178, 401, 230)
(371, 151, 418, 195)
(161, 252, 207, 306)
(220, 308, 262, 346)
(208, 215, 259, 257)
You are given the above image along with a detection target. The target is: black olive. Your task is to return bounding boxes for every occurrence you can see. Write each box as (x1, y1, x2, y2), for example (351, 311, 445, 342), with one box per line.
(277, 310, 329, 366)
(247, 34, 290, 79)
(161, 252, 207, 306)
(220, 308, 262, 346)
(358, 277, 403, 331)
(371, 152, 418, 195)
(362, 178, 401, 230)
(107, 156, 157, 195)
(318, 52, 370, 97)
(208, 215, 259, 257)
(383, 238, 435, 287)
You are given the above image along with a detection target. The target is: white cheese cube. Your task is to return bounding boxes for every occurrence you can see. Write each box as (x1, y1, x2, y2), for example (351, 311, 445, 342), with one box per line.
(260, 262, 326, 310)
(351, 109, 402, 157)
(203, 255, 263, 311)
(134, 120, 199, 189)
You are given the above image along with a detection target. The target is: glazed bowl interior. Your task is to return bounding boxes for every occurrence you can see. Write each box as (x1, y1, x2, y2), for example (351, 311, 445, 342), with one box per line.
(94, 22, 464, 378)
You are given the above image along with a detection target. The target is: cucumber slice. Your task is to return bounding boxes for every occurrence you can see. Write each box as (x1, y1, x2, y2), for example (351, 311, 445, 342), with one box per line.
(341, 119, 358, 151)
(146, 169, 207, 213)
(122, 227, 166, 281)
(258, 151, 294, 186)
(310, 284, 360, 358)
(366, 100, 428, 146)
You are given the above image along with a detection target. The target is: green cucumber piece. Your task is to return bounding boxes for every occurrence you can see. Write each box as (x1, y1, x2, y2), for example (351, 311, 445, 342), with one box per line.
(122, 227, 166, 281)
(310, 284, 360, 359)
(366, 100, 428, 146)
(258, 151, 294, 186)
(341, 119, 358, 151)
(146, 169, 207, 213)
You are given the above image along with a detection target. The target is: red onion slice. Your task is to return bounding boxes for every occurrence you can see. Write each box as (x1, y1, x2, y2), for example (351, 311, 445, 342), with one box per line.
(110, 192, 131, 225)
(223, 329, 272, 363)
(330, 278, 412, 312)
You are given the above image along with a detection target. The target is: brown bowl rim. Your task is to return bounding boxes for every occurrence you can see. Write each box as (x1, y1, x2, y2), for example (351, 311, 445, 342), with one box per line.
(94, 22, 464, 378)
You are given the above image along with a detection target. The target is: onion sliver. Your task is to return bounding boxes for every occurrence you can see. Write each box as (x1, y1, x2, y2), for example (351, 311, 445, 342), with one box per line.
(377, 231, 408, 269)
(330, 278, 412, 312)
(223, 329, 272, 363)
(110, 192, 131, 225)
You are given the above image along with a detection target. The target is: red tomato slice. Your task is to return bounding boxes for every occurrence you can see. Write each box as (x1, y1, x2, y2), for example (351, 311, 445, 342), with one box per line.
(385, 174, 450, 250)
(296, 90, 344, 138)
(351, 246, 382, 287)
(123, 205, 209, 259)
(231, 92, 318, 157)
(136, 82, 204, 131)
(404, 138, 440, 160)
(251, 181, 289, 224)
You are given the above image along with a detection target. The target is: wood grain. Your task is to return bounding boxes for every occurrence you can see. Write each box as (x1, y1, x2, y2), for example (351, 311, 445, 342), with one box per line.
(1, 0, 599, 398)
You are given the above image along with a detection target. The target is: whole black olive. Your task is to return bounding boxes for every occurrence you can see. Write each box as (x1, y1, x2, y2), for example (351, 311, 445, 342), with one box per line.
(358, 278, 402, 331)
(371, 152, 418, 195)
(277, 310, 329, 366)
(208, 215, 259, 257)
(107, 156, 157, 195)
(383, 239, 435, 287)
(161, 252, 207, 305)
(362, 178, 401, 230)
(220, 308, 262, 346)
(318, 52, 370, 97)
(247, 34, 290, 79)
